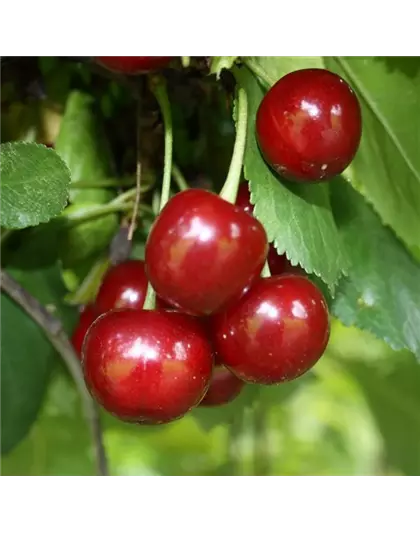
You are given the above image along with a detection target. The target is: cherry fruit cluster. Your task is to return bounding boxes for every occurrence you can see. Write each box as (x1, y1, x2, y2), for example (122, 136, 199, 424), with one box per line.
(73, 185, 329, 425)
(71, 60, 362, 426)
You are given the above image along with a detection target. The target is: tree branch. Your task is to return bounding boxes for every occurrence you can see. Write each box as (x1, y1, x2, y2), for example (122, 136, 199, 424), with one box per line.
(0, 269, 109, 476)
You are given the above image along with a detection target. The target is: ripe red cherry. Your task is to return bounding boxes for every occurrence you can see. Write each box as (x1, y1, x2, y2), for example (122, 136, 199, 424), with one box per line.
(82, 309, 213, 424)
(145, 189, 268, 316)
(256, 68, 362, 182)
(94, 57, 172, 74)
(71, 304, 97, 359)
(199, 364, 245, 407)
(95, 260, 148, 315)
(213, 274, 330, 384)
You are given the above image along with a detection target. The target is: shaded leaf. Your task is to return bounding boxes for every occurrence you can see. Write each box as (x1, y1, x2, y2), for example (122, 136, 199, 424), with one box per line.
(331, 180, 420, 360)
(1, 264, 75, 454)
(55, 91, 114, 204)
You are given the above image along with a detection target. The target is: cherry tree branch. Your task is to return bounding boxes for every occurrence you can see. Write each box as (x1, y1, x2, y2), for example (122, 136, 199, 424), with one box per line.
(0, 269, 109, 476)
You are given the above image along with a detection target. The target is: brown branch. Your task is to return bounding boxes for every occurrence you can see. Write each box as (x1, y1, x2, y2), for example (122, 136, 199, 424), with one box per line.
(0, 269, 109, 476)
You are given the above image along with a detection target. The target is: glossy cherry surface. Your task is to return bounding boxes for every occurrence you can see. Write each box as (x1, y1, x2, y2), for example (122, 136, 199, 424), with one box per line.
(71, 304, 97, 359)
(82, 309, 213, 424)
(236, 182, 291, 275)
(94, 57, 172, 74)
(256, 68, 362, 182)
(213, 274, 330, 384)
(199, 364, 245, 407)
(95, 260, 148, 315)
(145, 189, 268, 316)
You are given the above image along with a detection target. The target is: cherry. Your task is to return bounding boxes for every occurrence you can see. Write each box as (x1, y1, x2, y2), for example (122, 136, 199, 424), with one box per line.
(235, 182, 291, 275)
(82, 309, 213, 424)
(71, 304, 97, 359)
(256, 68, 362, 182)
(213, 274, 330, 384)
(95, 260, 148, 315)
(199, 364, 245, 407)
(145, 189, 268, 316)
(94, 57, 172, 75)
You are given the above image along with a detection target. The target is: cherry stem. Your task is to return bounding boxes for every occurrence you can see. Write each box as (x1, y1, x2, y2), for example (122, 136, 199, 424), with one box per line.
(0, 270, 109, 476)
(151, 76, 173, 212)
(70, 177, 136, 189)
(142, 76, 174, 312)
(219, 86, 248, 204)
(243, 58, 275, 88)
(172, 163, 189, 191)
(128, 86, 143, 241)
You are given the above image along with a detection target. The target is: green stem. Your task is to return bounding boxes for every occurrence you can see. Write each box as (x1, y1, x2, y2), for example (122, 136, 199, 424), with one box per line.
(172, 163, 189, 192)
(151, 76, 173, 211)
(141, 76, 174, 312)
(181, 56, 191, 68)
(243, 58, 275, 88)
(70, 177, 136, 189)
(219, 86, 248, 204)
(61, 203, 131, 225)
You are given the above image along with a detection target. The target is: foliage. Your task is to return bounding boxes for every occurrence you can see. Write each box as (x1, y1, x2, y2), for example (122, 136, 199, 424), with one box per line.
(1, 56, 420, 475)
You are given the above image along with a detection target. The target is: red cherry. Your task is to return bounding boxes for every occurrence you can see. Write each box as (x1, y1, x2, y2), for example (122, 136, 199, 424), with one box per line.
(95, 260, 148, 315)
(94, 57, 172, 74)
(145, 189, 268, 316)
(213, 274, 330, 384)
(82, 309, 213, 424)
(256, 68, 362, 182)
(199, 364, 245, 407)
(71, 304, 97, 359)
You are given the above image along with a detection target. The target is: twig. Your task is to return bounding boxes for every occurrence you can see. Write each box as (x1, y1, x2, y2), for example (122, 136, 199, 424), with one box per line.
(0, 270, 109, 476)
(128, 85, 143, 241)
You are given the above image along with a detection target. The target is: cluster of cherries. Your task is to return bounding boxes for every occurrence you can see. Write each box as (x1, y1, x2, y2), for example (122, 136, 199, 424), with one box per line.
(73, 183, 329, 425)
(72, 57, 362, 425)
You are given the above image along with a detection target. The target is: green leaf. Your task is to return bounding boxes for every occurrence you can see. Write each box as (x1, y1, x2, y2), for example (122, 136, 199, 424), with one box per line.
(55, 91, 115, 204)
(58, 203, 118, 267)
(1, 264, 75, 455)
(325, 57, 420, 250)
(210, 57, 238, 78)
(331, 180, 420, 360)
(0, 142, 70, 229)
(238, 66, 348, 289)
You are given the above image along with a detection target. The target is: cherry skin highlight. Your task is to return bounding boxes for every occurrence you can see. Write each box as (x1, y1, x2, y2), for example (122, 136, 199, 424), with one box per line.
(82, 309, 213, 424)
(213, 274, 330, 384)
(71, 304, 97, 359)
(95, 260, 148, 315)
(94, 57, 172, 74)
(199, 364, 245, 407)
(145, 189, 269, 316)
(256, 68, 362, 182)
